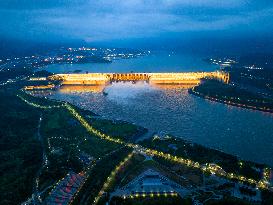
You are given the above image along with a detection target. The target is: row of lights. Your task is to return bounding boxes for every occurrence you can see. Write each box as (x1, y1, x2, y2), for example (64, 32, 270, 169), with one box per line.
(17, 94, 63, 109)
(93, 152, 134, 205)
(124, 191, 178, 199)
(63, 101, 270, 189)
(191, 88, 273, 112)
(18, 93, 270, 190)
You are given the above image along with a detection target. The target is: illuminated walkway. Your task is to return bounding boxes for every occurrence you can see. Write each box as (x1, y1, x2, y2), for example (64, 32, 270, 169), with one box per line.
(92, 152, 133, 205)
(17, 93, 270, 191)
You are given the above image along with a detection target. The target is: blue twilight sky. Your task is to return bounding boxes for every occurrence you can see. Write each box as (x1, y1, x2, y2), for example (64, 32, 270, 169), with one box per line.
(0, 0, 273, 44)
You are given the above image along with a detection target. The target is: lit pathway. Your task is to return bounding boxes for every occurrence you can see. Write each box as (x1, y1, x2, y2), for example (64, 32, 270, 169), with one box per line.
(17, 94, 270, 191)
(21, 114, 49, 205)
(92, 152, 134, 205)
(33, 114, 47, 204)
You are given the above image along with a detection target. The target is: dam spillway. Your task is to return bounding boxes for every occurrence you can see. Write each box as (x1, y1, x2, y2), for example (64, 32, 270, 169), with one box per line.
(48, 72, 230, 85)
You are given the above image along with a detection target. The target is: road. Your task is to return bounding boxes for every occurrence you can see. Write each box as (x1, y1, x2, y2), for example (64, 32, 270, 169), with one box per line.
(21, 114, 49, 205)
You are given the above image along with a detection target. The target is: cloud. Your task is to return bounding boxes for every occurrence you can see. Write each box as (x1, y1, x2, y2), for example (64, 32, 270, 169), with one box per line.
(0, 0, 273, 42)
(0, 0, 86, 10)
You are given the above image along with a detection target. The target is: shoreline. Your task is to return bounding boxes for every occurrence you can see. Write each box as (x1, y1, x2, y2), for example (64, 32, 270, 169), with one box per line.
(27, 90, 273, 167)
(189, 87, 273, 114)
(44, 94, 273, 167)
(18, 91, 273, 189)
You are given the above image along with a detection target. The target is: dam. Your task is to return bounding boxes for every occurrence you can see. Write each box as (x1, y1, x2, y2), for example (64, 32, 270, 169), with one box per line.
(47, 72, 230, 85)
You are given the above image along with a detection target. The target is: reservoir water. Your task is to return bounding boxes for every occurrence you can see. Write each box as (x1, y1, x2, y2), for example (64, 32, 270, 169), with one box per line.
(40, 52, 273, 166)
(43, 51, 217, 73)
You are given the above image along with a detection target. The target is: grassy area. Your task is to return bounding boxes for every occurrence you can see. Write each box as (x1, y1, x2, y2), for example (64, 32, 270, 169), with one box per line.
(18, 90, 62, 107)
(0, 89, 42, 205)
(85, 117, 147, 142)
(140, 136, 266, 182)
(116, 154, 146, 187)
(39, 106, 121, 190)
(41, 107, 120, 157)
(24, 89, 147, 143)
(191, 79, 273, 111)
(154, 157, 203, 186)
(224, 65, 273, 92)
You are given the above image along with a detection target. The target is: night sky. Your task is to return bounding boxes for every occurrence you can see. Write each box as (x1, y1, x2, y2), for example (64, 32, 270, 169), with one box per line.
(1, 0, 273, 47)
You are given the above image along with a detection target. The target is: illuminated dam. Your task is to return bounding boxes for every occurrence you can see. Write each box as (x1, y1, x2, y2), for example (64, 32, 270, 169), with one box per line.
(48, 72, 230, 85)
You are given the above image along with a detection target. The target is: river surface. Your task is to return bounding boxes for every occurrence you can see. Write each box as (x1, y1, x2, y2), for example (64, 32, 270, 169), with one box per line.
(43, 51, 217, 73)
(40, 52, 273, 166)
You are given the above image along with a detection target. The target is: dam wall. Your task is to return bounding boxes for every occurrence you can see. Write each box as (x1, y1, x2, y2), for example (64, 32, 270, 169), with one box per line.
(48, 72, 229, 85)
(48, 73, 109, 85)
(149, 72, 216, 84)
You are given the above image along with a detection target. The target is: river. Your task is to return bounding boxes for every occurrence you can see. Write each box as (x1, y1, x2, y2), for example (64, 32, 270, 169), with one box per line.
(39, 52, 273, 166)
(42, 51, 217, 73)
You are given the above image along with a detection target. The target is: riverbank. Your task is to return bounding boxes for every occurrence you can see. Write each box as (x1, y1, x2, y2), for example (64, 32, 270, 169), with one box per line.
(139, 135, 271, 182)
(28, 82, 273, 166)
(189, 80, 273, 114)
(15, 88, 273, 204)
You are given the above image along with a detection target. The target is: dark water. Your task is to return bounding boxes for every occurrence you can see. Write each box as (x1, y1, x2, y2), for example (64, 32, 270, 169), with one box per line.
(40, 82, 273, 166)
(43, 52, 217, 73)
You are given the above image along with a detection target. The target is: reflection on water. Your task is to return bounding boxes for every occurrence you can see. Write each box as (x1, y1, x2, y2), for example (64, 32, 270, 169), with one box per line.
(151, 83, 196, 90)
(37, 82, 273, 166)
(59, 83, 197, 95)
(105, 82, 156, 104)
(60, 85, 105, 93)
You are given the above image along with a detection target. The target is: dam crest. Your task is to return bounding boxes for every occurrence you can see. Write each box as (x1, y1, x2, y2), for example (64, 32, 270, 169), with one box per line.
(48, 72, 230, 85)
